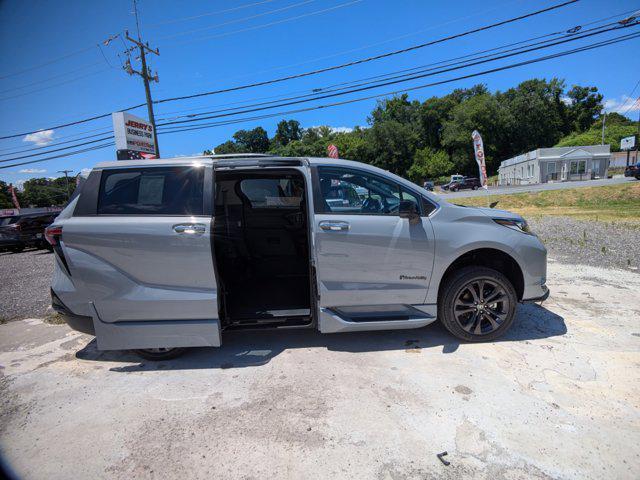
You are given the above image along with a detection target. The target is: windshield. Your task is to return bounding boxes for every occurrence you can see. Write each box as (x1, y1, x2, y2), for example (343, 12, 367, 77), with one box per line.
(0, 216, 18, 226)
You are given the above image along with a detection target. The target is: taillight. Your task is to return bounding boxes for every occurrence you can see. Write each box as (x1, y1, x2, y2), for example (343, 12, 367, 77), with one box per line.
(45, 225, 62, 246)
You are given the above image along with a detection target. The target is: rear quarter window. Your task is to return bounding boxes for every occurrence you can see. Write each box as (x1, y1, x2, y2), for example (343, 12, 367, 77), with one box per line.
(97, 166, 204, 215)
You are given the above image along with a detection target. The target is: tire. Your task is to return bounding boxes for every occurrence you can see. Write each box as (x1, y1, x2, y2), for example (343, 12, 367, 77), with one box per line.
(438, 266, 517, 342)
(133, 347, 186, 361)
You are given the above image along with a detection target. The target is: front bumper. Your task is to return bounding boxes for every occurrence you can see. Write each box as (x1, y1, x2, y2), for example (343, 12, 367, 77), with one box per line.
(522, 284, 549, 303)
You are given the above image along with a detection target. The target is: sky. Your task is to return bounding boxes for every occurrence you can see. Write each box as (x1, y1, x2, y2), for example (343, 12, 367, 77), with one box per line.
(0, 0, 639, 188)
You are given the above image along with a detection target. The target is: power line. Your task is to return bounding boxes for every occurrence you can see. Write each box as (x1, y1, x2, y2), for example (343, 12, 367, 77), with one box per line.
(172, 0, 363, 45)
(157, 19, 628, 124)
(157, 0, 316, 41)
(0, 0, 578, 141)
(0, 46, 97, 81)
(169, 0, 361, 45)
(4, 14, 625, 158)
(3, 28, 635, 170)
(154, 0, 579, 103)
(0, 142, 115, 170)
(158, 31, 640, 136)
(0, 136, 115, 163)
(5, 10, 631, 158)
(0, 103, 144, 141)
(154, 8, 637, 120)
(0, 68, 112, 102)
(0, 130, 114, 157)
(617, 78, 640, 115)
(148, 0, 277, 27)
(0, 61, 105, 95)
(158, 22, 640, 128)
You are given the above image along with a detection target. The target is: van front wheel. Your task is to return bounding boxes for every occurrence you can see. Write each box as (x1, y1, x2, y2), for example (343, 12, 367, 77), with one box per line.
(438, 266, 517, 342)
(134, 347, 186, 360)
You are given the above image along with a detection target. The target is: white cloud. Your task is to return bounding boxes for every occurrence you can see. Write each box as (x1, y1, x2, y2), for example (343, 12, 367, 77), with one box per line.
(604, 95, 640, 114)
(80, 168, 92, 178)
(23, 129, 55, 146)
(309, 125, 354, 134)
(14, 179, 26, 191)
(330, 126, 353, 134)
(19, 168, 46, 174)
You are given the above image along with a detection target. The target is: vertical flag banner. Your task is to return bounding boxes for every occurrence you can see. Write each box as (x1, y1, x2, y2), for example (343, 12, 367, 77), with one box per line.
(471, 130, 488, 190)
(327, 144, 339, 159)
(9, 183, 21, 210)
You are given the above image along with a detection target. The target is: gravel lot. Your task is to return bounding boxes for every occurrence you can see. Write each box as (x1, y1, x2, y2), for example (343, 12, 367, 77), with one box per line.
(529, 217, 640, 272)
(0, 249, 54, 322)
(1, 261, 639, 479)
(0, 216, 638, 323)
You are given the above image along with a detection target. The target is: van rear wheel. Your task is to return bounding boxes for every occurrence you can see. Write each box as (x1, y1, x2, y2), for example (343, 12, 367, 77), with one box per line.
(438, 266, 517, 342)
(134, 347, 186, 360)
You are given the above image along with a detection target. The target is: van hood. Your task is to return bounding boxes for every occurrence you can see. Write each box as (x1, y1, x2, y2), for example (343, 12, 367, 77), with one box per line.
(463, 205, 524, 221)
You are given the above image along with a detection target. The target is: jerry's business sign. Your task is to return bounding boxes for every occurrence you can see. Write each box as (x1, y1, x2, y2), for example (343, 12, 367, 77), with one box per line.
(112, 112, 157, 160)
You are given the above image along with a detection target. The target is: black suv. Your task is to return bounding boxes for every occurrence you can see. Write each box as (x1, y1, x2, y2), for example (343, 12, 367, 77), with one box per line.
(448, 177, 481, 192)
(624, 162, 640, 179)
(0, 213, 57, 253)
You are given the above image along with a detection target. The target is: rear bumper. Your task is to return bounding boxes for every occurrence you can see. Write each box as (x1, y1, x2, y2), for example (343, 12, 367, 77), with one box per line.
(0, 238, 22, 248)
(51, 289, 95, 335)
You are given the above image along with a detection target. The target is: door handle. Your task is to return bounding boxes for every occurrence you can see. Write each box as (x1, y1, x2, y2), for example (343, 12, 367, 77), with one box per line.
(173, 223, 206, 235)
(319, 220, 350, 231)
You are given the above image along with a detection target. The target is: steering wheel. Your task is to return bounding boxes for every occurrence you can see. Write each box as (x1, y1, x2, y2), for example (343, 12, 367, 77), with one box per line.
(387, 200, 400, 214)
(362, 197, 382, 213)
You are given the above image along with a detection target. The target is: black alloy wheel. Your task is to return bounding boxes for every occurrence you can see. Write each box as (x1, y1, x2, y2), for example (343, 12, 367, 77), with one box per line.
(453, 278, 510, 335)
(438, 266, 517, 342)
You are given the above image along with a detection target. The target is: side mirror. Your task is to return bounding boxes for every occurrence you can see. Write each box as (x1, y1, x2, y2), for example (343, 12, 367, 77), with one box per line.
(399, 200, 420, 224)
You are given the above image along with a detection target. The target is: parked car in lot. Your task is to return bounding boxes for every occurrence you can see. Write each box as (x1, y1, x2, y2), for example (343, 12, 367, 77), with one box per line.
(447, 177, 481, 192)
(422, 181, 434, 191)
(47, 155, 548, 360)
(624, 162, 640, 179)
(0, 213, 56, 253)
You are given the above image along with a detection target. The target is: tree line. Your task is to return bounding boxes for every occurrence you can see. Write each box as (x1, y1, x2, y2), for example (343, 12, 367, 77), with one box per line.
(3, 78, 638, 209)
(0, 178, 71, 209)
(207, 78, 638, 183)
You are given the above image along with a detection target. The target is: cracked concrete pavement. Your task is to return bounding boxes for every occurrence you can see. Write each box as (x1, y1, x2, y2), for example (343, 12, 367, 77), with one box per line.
(1, 260, 639, 479)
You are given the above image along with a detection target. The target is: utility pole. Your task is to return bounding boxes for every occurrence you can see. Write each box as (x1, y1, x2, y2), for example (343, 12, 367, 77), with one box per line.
(57, 170, 73, 200)
(601, 111, 606, 145)
(122, 0, 160, 157)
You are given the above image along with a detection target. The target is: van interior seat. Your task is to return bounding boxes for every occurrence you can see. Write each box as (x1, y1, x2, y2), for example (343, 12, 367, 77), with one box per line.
(213, 170, 311, 327)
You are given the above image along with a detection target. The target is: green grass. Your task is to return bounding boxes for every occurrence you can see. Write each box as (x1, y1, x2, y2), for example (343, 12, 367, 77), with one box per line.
(43, 312, 66, 325)
(453, 182, 640, 222)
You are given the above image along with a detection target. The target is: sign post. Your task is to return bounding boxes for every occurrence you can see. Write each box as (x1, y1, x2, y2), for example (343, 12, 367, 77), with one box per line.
(112, 112, 157, 160)
(621, 135, 636, 167)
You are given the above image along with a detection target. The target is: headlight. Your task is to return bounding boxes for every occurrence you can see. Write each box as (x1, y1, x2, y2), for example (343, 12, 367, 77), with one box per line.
(493, 218, 532, 235)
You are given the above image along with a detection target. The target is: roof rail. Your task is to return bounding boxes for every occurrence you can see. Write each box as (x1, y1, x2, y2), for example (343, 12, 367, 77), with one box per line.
(205, 153, 277, 159)
(214, 157, 307, 168)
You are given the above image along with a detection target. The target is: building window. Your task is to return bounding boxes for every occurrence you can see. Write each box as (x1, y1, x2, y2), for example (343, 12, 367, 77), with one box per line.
(570, 160, 586, 175)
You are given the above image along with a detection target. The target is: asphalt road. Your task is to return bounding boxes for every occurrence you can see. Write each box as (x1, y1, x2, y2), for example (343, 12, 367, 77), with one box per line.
(1, 261, 639, 479)
(441, 175, 635, 198)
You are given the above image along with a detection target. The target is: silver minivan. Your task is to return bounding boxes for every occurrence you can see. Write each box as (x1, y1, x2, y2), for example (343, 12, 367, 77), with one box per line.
(47, 154, 548, 359)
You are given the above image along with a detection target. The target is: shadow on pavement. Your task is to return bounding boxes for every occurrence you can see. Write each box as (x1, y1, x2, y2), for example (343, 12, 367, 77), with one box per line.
(74, 303, 566, 372)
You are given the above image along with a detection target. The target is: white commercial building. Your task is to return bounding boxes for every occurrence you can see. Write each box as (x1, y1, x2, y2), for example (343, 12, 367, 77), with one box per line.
(498, 145, 611, 186)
